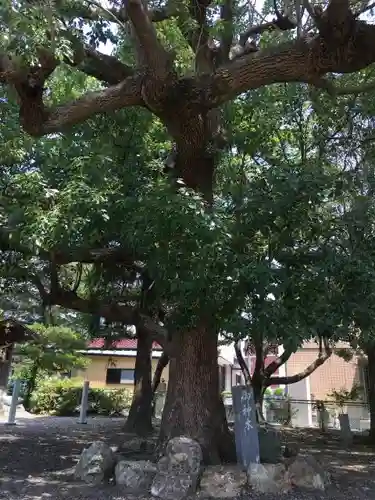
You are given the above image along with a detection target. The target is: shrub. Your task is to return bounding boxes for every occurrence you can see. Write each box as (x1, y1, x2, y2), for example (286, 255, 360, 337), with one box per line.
(30, 377, 132, 416)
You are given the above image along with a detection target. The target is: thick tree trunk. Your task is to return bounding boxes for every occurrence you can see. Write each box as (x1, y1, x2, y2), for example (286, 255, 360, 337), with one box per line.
(157, 325, 235, 464)
(124, 328, 153, 436)
(366, 344, 375, 443)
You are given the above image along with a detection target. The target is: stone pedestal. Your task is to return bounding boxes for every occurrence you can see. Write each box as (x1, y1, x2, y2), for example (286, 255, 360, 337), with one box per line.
(258, 426, 282, 463)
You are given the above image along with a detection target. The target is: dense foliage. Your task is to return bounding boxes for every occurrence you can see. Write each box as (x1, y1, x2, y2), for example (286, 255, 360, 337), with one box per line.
(2, 0, 375, 453)
(30, 377, 132, 416)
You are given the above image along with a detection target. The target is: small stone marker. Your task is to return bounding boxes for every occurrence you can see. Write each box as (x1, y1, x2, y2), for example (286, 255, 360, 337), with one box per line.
(5, 379, 21, 426)
(338, 413, 353, 446)
(231, 385, 260, 469)
(154, 390, 166, 419)
(78, 380, 90, 424)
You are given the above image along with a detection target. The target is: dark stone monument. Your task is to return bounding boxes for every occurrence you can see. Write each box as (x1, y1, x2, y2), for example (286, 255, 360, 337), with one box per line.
(258, 425, 282, 463)
(232, 385, 260, 469)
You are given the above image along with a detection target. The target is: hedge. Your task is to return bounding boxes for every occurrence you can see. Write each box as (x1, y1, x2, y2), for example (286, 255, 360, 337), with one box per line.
(30, 377, 133, 416)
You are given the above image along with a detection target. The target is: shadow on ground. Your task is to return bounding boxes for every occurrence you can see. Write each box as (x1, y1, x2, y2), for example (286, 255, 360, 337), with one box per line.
(282, 427, 375, 491)
(0, 418, 374, 499)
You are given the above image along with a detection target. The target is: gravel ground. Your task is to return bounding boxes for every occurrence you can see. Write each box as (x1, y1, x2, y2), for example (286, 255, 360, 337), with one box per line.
(0, 415, 374, 499)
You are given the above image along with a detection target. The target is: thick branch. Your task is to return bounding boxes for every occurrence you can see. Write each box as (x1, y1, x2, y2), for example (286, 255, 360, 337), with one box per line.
(19, 74, 144, 136)
(0, 228, 143, 269)
(188, 0, 213, 73)
(264, 347, 293, 377)
(266, 340, 332, 386)
(199, 19, 375, 108)
(125, 0, 171, 73)
(51, 287, 168, 348)
(253, 337, 264, 375)
(220, 0, 234, 62)
(234, 340, 252, 385)
(72, 46, 134, 85)
(239, 21, 278, 46)
(53, 246, 143, 268)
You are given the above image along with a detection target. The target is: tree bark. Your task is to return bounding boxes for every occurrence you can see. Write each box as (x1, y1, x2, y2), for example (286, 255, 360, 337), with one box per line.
(157, 325, 235, 464)
(124, 327, 153, 436)
(365, 343, 375, 442)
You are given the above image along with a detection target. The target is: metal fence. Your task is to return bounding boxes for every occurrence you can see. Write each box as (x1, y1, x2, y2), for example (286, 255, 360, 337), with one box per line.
(224, 397, 371, 432)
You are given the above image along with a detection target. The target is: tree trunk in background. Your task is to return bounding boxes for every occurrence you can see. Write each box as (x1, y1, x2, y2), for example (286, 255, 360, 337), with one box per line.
(152, 352, 169, 395)
(366, 343, 375, 442)
(0, 345, 13, 413)
(124, 328, 153, 436)
(157, 325, 235, 464)
(23, 360, 40, 411)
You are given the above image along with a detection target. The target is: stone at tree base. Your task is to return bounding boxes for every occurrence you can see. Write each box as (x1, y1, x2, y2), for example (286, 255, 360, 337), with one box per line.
(151, 436, 203, 499)
(165, 436, 203, 474)
(74, 441, 116, 485)
(199, 465, 248, 498)
(115, 460, 157, 492)
(287, 455, 330, 491)
(258, 425, 283, 463)
(151, 472, 198, 500)
(248, 462, 291, 494)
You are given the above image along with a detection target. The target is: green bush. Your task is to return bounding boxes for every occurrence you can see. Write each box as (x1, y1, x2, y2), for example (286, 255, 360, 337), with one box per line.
(30, 377, 132, 416)
(272, 387, 285, 397)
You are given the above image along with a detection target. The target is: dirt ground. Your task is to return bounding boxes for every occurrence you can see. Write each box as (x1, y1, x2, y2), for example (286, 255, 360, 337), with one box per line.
(0, 416, 374, 499)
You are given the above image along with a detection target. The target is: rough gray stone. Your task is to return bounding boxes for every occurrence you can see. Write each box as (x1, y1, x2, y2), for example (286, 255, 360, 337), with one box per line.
(258, 425, 283, 463)
(165, 436, 203, 474)
(115, 460, 157, 492)
(151, 472, 198, 499)
(151, 436, 202, 499)
(248, 462, 291, 494)
(74, 441, 116, 485)
(199, 465, 248, 498)
(287, 455, 330, 491)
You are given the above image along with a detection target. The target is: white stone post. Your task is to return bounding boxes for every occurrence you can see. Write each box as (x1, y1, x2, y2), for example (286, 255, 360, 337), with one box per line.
(78, 380, 90, 424)
(5, 379, 21, 426)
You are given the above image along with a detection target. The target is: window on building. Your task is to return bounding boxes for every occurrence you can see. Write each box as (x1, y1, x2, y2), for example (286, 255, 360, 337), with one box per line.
(235, 374, 242, 385)
(106, 368, 135, 384)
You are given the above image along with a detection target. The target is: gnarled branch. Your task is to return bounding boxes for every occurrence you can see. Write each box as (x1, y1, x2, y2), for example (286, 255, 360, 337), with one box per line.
(125, 0, 171, 73)
(51, 286, 168, 348)
(72, 46, 134, 85)
(19, 73, 144, 136)
(266, 339, 332, 386)
(264, 346, 293, 377)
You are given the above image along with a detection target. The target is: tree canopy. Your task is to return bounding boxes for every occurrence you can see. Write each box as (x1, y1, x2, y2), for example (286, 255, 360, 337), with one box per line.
(3, 0, 375, 460)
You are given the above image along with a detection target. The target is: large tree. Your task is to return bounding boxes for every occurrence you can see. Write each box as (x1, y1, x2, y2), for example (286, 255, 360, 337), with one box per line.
(2, 0, 375, 462)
